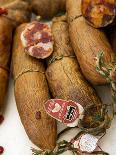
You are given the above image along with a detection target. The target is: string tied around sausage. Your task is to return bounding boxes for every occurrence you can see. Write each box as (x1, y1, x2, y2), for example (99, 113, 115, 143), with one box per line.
(32, 130, 109, 155)
(14, 69, 45, 83)
(0, 64, 9, 72)
(48, 55, 76, 65)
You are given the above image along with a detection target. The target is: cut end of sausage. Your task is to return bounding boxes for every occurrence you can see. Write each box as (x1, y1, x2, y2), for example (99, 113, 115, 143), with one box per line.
(81, 0, 116, 28)
(21, 21, 53, 59)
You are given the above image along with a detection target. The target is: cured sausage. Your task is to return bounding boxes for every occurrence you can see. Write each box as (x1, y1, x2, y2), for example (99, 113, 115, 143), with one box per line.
(46, 17, 109, 131)
(12, 23, 57, 149)
(0, 15, 14, 111)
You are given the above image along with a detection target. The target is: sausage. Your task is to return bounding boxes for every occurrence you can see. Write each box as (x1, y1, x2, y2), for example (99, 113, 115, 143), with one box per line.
(66, 0, 116, 85)
(30, 0, 66, 19)
(12, 23, 57, 150)
(0, 15, 14, 111)
(81, 0, 116, 28)
(0, 0, 31, 26)
(46, 16, 108, 131)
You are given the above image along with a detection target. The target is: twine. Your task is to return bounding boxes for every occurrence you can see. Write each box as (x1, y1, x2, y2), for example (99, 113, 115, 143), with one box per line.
(48, 55, 75, 65)
(14, 69, 45, 82)
(69, 14, 82, 23)
(32, 130, 109, 155)
(0, 64, 9, 72)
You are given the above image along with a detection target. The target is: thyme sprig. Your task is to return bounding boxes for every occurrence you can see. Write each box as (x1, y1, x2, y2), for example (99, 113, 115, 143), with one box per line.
(96, 52, 116, 98)
(96, 52, 116, 113)
(32, 131, 109, 155)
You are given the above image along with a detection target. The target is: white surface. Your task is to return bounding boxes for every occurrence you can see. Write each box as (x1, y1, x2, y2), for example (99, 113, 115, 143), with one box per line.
(0, 78, 116, 155)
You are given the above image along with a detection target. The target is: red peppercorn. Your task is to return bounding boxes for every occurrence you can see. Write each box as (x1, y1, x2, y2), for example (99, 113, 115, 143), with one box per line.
(0, 115, 4, 124)
(0, 146, 4, 154)
(0, 8, 8, 15)
(35, 111, 41, 120)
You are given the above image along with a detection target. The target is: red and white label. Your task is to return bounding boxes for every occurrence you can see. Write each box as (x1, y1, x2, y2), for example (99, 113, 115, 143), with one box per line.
(73, 134, 98, 153)
(21, 21, 53, 59)
(45, 99, 84, 127)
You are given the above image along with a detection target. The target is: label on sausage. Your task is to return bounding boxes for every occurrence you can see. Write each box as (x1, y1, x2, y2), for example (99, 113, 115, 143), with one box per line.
(45, 99, 84, 127)
(21, 21, 53, 59)
(73, 134, 98, 153)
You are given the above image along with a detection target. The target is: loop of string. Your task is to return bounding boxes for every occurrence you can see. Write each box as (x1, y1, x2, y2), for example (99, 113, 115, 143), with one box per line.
(48, 55, 75, 65)
(0, 64, 9, 72)
(69, 14, 82, 23)
(14, 69, 45, 83)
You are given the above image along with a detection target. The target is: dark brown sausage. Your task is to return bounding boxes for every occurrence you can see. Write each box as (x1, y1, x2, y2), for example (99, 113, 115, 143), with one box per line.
(31, 0, 66, 19)
(111, 28, 116, 53)
(0, 16, 14, 111)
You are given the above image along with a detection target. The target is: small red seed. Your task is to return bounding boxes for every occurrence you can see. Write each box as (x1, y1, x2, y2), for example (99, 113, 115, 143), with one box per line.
(0, 8, 8, 15)
(35, 111, 41, 120)
(0, 146, 4, 154)
(0, 115, 4, 124)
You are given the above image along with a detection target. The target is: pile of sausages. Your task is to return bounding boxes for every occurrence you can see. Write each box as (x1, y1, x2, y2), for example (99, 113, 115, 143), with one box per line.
(0, 0, 116, 152)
